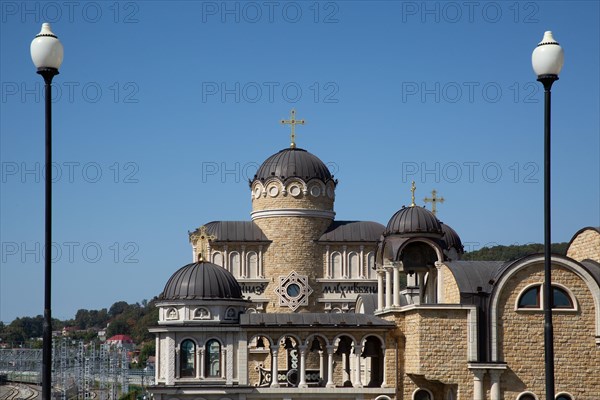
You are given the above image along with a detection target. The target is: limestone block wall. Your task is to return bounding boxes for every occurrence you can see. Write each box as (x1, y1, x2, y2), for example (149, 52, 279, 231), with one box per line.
(441, 264, 461, 304)
(567, 228, 600, 263)
(497, 264, 600, 399)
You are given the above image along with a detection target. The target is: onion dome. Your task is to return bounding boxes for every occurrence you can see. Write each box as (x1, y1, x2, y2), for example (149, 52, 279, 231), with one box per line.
(253, 148, 334, 183)
(384, 205, 443, 236)
(161, 261, 243, 301)
(440, 223, 464, 253)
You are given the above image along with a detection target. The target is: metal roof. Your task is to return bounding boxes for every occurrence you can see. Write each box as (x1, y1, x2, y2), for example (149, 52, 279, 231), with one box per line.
(161, 262, 245, 301)
(253, 148, 334, 183)
(444, 261, 507, 294)
(384, 205, 443, 236)
(440, 222, 464, 253)
(319, 221, 385, 242)
(201, 221, 270, 242)
(580, 259, 600, 286)
(240, 312, 395, 328)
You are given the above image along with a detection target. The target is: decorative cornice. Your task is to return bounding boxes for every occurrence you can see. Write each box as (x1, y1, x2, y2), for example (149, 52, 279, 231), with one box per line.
(251, 208, 335, 220)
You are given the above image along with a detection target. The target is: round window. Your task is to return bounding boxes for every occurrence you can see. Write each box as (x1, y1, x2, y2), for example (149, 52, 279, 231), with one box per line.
(286, 283, 301, 298)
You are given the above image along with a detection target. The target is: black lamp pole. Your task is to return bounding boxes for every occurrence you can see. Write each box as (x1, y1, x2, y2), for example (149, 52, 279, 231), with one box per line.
(532, 31, 563, 400)
(539, 73, 558, 400)
(31, 22, 63, 400)
(39, 66, 58, 400)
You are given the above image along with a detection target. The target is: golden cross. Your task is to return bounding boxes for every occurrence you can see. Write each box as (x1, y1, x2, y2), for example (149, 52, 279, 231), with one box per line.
(280, 109, 305, 149)
(410, 181, 416, 207)
(194, 225, 216, 262)
(424, 189, 445, 216)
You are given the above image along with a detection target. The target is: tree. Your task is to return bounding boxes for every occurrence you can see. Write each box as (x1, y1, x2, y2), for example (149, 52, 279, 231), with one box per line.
(109, 301, 129, 317)
(106, 318, 130, 338)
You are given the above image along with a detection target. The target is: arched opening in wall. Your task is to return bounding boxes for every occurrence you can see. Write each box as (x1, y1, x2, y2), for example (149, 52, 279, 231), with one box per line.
(348, 252, 359, 278)
(334, 335, 354, 387)
(331, 252, 342, 278)
(367, 252, 376, 279)
(413, 388, 434, 400)
(229, 252, 241, 278)
(247, 251, 258, 278)
(212, 251, 223, 267)
(205, 339, 221, 378)
(516, 284, 576, 310)
(361, 336, 383, 388)
(179, 340, 196, 378)
(555, 393, 573, 400)
(517, 393, 538, 400)
(307, 335, 327, 386)
(400, 242, 438, 273)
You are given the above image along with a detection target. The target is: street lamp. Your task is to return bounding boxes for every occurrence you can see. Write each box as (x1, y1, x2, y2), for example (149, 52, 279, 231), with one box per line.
(31, 22, 64, 400)
(531, 30, 564, 400)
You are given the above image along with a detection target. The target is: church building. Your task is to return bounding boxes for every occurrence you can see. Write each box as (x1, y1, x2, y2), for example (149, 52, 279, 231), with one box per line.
(148, 111, 600, 400)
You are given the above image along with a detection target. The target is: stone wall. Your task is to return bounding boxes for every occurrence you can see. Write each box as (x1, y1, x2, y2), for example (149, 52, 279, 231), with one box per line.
(441, 264, 461, 303)
(497, 263, 600, 399)
(566, 228, 600, 263)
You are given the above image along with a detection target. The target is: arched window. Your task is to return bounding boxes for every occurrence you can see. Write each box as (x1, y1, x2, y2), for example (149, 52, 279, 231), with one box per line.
(331, 252, 342, 278)
(166, 308, 178, 320)
(194, 307, 210, 320)
(212, 252, 223, 267)
(367, 252, 376, 279)
(413, 388, 433, 400)
(348, 252, 359, 278)
(229, 252, 241, 277)
(517, 393, 537, 400)
(517, 285, 575, 310)
(247, 252, 258, 278)
(556, 393, 573, 400)
(205, 339, 221, 378)
(180, 340, 196, 377)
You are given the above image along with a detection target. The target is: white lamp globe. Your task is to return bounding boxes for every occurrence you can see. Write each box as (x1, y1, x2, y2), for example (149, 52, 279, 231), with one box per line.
(31, 23, 64, 70)
(532, 31, 564, 77)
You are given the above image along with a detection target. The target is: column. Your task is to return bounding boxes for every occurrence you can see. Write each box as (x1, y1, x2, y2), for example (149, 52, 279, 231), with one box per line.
(199, 347, 205, 379)
(342, 245, 348, 278)
(472, 369, 485, 400)
(489, 370, 503, 400)
(318, 350, 325, 384)
(155, 335, 160, 383)
(326, 345, 335, 388)
(270, 349, 280, 387)
(342, 353, 351, 386)
(258, 245, 263, 277)
(325, 245, 330, 278)
(196, 348, 202, 379)
(417, 272, 426, 304)
(359, 245, 364, 278)
(353, 345, 363, 388)
(298, 345, 308, 388)
(385, 266, 393, 308)
(174, 347, 180, 379)
(435, 262, 444, 303)
(220, 348, 226, 379)
(377, 270, 385, 311)
(380, 344, 387, 388)
(226, 341, 233, 386)
(166, 335, 175, 385)
(224, 245, 228, 272)
(392, 264, 400, 307)
(241, 245, 246, 278)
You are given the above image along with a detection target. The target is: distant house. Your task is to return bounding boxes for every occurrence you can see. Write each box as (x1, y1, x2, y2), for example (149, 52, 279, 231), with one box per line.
(106, 334, 135, 351)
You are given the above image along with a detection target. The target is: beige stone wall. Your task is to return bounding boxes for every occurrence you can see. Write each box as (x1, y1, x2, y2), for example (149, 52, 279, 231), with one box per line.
(251, 188, 334, 212)
(441, 264, 461, 303)
(497, 263, 600, 399)
(567, 228, 600, 263)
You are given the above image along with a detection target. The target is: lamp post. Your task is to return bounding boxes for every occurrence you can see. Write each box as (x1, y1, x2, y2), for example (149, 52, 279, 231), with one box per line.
(31, 23, 64, 400)
(531, 31, 564, 400)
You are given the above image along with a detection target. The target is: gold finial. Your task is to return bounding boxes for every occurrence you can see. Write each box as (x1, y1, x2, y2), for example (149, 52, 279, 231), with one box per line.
(280, 109, 305, 149)
(194, 225, 216, 262)
(424, 189, 445, 216)
(410, 181, 416, 207)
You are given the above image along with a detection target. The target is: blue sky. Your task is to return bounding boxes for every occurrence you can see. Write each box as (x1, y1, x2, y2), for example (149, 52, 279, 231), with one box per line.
(1, 1, 598, 323)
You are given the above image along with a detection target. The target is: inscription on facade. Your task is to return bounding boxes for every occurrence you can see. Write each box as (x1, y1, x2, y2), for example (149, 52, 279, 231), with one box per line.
(240, 282, 267, 295)
(321, 282, 377, 298)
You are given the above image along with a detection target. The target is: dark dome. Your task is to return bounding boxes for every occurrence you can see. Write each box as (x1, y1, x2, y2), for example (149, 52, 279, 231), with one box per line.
(441, 223, 464, 253)
(384, 206, 443, 236)
(253, 148, 333, 182)
(161, 262, 243, 301)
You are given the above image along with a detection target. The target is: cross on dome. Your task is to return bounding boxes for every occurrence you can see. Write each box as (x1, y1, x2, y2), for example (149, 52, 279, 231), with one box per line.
(424, 189, 445, 216)
(280, 109, 305, 149)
